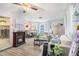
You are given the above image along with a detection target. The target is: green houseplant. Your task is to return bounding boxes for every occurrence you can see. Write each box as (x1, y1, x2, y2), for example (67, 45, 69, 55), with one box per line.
(51, 45, 64, 56)
(34, 33, 40, 40)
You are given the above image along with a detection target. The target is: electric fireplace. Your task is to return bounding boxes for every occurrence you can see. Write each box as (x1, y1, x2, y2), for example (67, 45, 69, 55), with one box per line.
(13, 32, 25, 47)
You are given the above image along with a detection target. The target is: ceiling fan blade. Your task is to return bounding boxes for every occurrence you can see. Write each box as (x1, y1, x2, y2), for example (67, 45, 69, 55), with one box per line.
(13, 3, 22, 6)
(23, 3, 39, 11)
(13, 3, 43, 11)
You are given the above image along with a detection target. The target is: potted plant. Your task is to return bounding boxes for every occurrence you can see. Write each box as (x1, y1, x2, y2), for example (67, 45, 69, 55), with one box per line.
(51, 45, 64, 56)
(34, 33, 40, 40)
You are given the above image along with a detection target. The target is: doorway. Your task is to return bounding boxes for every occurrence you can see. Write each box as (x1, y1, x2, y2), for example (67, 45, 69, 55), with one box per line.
(0, 16, 11, 51)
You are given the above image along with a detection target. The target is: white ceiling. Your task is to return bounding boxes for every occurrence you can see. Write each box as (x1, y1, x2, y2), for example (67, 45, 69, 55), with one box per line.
(0, 3, 19, 13)
(26, 3, 71, 21)
(0, 3, 71, 22)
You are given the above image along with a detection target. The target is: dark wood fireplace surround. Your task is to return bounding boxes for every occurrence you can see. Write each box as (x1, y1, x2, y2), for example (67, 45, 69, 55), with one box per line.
(13, 32, 25, 47)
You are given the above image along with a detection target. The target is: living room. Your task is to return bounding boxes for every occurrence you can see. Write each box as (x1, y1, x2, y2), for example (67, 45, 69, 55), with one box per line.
(0, 3, 78, 56)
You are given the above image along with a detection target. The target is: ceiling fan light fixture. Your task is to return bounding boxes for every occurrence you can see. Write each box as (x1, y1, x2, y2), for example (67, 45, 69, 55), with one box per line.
(22, 3, 31, 11)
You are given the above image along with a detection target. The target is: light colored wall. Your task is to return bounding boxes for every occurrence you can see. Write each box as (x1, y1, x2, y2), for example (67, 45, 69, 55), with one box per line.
(0, 4, 26, 46)
(0, 4, 26, 32)
(64, 4, 74, 40)
(25, 20, 49, 33)
(12, 9, 25, 32)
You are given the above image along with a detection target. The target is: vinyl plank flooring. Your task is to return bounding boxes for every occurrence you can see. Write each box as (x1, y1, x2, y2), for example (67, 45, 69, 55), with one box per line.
(0, 38, 41, 56)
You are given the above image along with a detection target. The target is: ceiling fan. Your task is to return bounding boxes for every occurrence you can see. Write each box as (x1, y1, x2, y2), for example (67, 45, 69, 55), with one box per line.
(13, 3, 43, 11)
